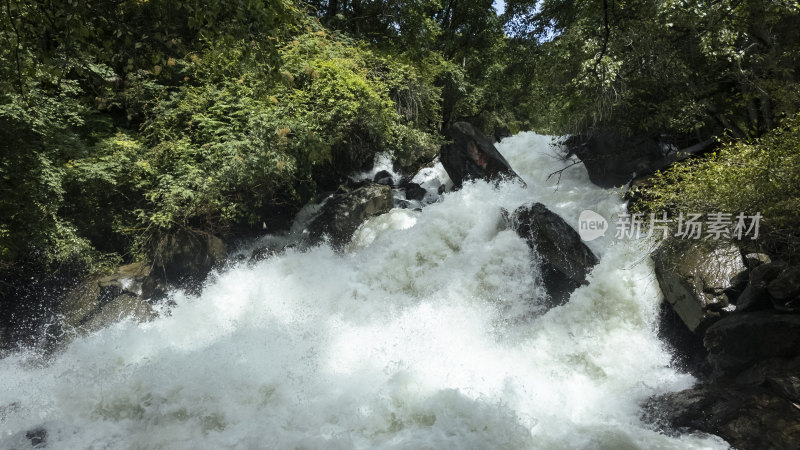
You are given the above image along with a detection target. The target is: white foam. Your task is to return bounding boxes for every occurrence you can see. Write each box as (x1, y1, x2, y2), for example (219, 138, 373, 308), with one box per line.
(0, 133, 728, 449)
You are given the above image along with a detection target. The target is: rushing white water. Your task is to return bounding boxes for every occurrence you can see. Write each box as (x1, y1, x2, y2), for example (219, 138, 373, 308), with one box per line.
(0, 133, 728, 449)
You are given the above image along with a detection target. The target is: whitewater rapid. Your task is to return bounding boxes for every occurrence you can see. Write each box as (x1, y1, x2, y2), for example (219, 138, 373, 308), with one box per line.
(0, 133, 727, 449)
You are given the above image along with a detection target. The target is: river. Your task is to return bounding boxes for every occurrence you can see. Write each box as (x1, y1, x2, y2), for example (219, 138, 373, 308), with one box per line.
(0, 132, 727, 449)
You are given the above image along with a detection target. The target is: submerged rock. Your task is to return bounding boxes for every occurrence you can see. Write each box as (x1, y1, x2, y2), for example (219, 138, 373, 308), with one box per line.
(304, 182, 393, 249)
(652, 242, 745, 334)
(510, 202, 598, 304)
(440, 122, 524, 187)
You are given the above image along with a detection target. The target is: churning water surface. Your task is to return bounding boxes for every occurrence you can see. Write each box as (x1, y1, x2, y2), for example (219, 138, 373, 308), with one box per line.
(0, 133, 728, 449)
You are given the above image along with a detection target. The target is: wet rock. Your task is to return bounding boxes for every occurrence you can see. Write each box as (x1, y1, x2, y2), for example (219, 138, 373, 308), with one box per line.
(373, 170, 394, 186)
(510, 202, 598, 303)
(737, 357, 800, 404)
(656, 301, 709, 375)
(26, 427, 47, 447)
(153, 229, 227, 282)
(439, 122, 524, 188)
(704, 311, 800, 376)
(305, 182, 393, 249)
(652, 242, 745, 334)
(767, 266, 800, 312)
(735, 262, 785, 312)
(493, 126, 512, 142)
(403, 182, 427, 202)
(58, 262, 156, 336)
(644, 385, 800, 449)
(565, 131, 714, 188)
(249, 246, 280, 263)
(744, 252, 771, 269)
(565, 131, 664, 188)
(141, 275, 168, 300)
(2, 425, 48, 449)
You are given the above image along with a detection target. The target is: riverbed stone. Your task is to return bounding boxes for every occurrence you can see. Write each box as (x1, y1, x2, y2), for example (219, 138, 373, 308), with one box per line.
(652, 241, 745, 334)
(440, 122, 524, 187)
(403, 182, 427, 201)
(704, 311, 800, 375)
(304, 182, 393, 249)
(644, 384, 800, 449)
(510, 202, 598, 304)
(153, 229, 227, 281)
(373, 170, 394, 186)
(58, 262, 156, 337)
(767, 266, 800, 312)
(744, 252, 771, 268)
(735, 262, 785, 312)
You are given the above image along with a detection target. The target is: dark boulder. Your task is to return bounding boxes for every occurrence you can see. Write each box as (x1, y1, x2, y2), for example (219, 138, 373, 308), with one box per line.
(744, 252, 771, 269)
(403, 182, 427, 202)
(767, 266, 800, 312)
(440, 122, 524, 188)
(652, 242, 745, 334)
(304, 182, 393, 249)
(152, 229, 227, 282)
(656, 301, 709, 375)
(493, 126, 512, 142)
(736, 357, 800, 404)
(735, 262, 785, 312)
(644, 384, 800, 449)
(58, 262, 156, 338)
(565, 130, 714, 188)
(510, 203, 598, 304)
(373, 170, 394, 186)
(704, 311, 800, 376)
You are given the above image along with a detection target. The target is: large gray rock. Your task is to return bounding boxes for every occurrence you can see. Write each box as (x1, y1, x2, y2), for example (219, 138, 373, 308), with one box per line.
(704, 311, 800, 375)
(653, 242, 746, 334)
(58, 262, 155, 337)
(305, 182, 393, 249)
(440, 122, 524, 188)
(644, 384, 800, 450)
(510, 203, 598, 304)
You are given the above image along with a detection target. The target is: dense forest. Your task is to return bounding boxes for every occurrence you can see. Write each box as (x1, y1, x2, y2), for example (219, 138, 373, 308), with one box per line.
(2, 0, 799, 297)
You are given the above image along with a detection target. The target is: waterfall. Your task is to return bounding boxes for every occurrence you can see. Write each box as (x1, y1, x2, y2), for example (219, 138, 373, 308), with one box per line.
(0, 133, 727, 449)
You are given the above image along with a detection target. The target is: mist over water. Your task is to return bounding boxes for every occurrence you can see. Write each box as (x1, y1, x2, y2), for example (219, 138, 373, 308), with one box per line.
(0, 133, 728, 449)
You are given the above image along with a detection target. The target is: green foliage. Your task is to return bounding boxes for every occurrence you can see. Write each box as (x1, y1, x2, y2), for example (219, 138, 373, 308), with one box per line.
(508, 0, 800, 138)
(1, 0, 448, 280)
(633, 114, 800, 255)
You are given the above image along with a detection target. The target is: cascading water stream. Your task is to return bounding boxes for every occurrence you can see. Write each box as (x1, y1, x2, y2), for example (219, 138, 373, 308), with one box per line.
(0, 133, 728, 449)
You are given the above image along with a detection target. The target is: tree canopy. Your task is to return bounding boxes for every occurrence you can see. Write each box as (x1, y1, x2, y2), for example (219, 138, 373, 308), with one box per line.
(1, 0, 799, 290)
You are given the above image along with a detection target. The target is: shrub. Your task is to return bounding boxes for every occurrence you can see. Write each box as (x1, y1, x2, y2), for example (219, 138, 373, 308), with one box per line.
(634, 113, 800, 257)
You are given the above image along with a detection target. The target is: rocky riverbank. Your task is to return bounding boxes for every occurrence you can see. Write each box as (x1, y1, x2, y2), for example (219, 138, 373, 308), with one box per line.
(647, 240, 800, 448)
